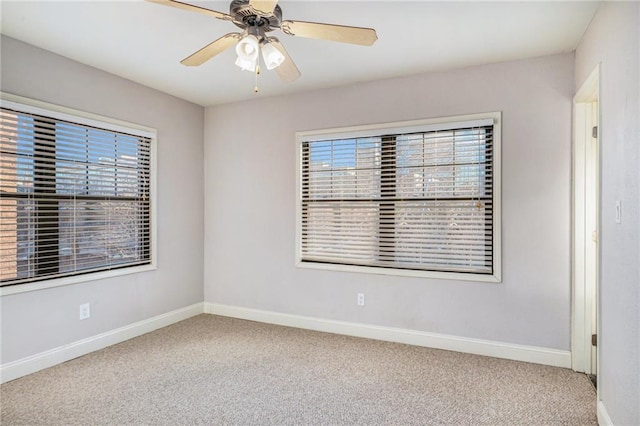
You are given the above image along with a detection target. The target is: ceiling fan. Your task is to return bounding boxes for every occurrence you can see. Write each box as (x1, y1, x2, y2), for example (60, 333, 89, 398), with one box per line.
(147, 0, 378, 88)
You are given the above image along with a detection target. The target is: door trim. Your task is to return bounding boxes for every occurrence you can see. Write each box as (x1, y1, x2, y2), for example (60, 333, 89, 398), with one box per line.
(571, 64, 600, 376)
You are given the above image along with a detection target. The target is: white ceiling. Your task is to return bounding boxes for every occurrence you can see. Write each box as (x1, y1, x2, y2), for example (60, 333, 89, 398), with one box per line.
(1, 1, 599, 107)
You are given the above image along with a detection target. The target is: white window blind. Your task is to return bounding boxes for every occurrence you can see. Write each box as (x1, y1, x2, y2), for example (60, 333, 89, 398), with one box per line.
(0, 105, 152, 286)
(299, 115, 498, 277)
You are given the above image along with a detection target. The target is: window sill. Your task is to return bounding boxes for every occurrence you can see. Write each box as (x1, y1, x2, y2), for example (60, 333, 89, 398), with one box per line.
(0, 264, 157, 296)
(296, 260, 502, 283)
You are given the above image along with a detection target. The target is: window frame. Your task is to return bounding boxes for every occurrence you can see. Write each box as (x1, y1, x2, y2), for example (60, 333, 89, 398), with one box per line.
(0, 93, 157, 296)
(295, 112, 502, 283)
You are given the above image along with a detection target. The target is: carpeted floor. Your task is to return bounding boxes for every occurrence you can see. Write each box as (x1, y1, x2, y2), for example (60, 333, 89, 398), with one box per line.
(1, 314, 596, 425)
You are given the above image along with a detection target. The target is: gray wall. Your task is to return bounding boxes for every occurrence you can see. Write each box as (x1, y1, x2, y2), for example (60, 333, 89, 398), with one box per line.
(575, 2, 640, 425)
(204, 53, 575, 351)
(0, 36, 205, 363)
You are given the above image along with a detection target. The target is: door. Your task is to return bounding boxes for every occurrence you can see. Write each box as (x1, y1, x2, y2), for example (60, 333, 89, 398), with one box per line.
(572, 65, 600, 381)
(586, 101, 598, 380)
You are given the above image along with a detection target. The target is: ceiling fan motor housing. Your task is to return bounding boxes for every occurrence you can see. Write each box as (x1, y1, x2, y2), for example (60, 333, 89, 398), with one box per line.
(230, 0, 282, 32)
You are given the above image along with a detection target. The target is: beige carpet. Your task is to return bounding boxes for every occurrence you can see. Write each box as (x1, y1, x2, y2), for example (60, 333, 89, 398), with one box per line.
(1, 314, 596, 425)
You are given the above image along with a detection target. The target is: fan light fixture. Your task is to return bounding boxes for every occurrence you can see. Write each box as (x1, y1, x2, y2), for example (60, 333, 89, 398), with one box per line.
(261, 40, 285, 70)
(235, 34, 259, 71)
(234, 35, 285, 73)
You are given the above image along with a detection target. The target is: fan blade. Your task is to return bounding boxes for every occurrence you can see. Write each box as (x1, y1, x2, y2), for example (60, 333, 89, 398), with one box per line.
(270, 40, 301, 83)
(181, 33, 242, 66)
(146, 0, 233, 21)
(281, 20, 377, 46)
(249, 0, 278, 16)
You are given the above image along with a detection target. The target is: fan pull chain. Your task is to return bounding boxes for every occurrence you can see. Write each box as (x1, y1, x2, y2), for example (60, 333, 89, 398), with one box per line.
(254, 64, 261, 93)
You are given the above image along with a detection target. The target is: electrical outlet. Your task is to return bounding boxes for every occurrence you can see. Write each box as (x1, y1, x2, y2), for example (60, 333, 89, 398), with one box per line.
(357, 293, 365, 307)
(79, 303, 91, 320)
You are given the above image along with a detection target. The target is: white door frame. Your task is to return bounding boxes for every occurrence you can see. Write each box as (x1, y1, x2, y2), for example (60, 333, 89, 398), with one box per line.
(571, 64, 600, 375)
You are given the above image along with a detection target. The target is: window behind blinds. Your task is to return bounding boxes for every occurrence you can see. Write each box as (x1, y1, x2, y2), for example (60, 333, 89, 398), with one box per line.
(0, 106, 152, 286)
(299, 116, 497, 276)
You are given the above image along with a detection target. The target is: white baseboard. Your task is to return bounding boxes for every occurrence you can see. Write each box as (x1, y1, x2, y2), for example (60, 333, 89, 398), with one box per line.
(205, 303, 571, 368)
(2, 302, 572, 385)
(0, 302, 204, 384)
(597, 400, 614, 426)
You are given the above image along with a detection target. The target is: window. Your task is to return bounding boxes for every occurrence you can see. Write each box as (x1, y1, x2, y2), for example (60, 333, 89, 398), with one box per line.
(0, 95, 155, 288)
(297, 113, 501, 282)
